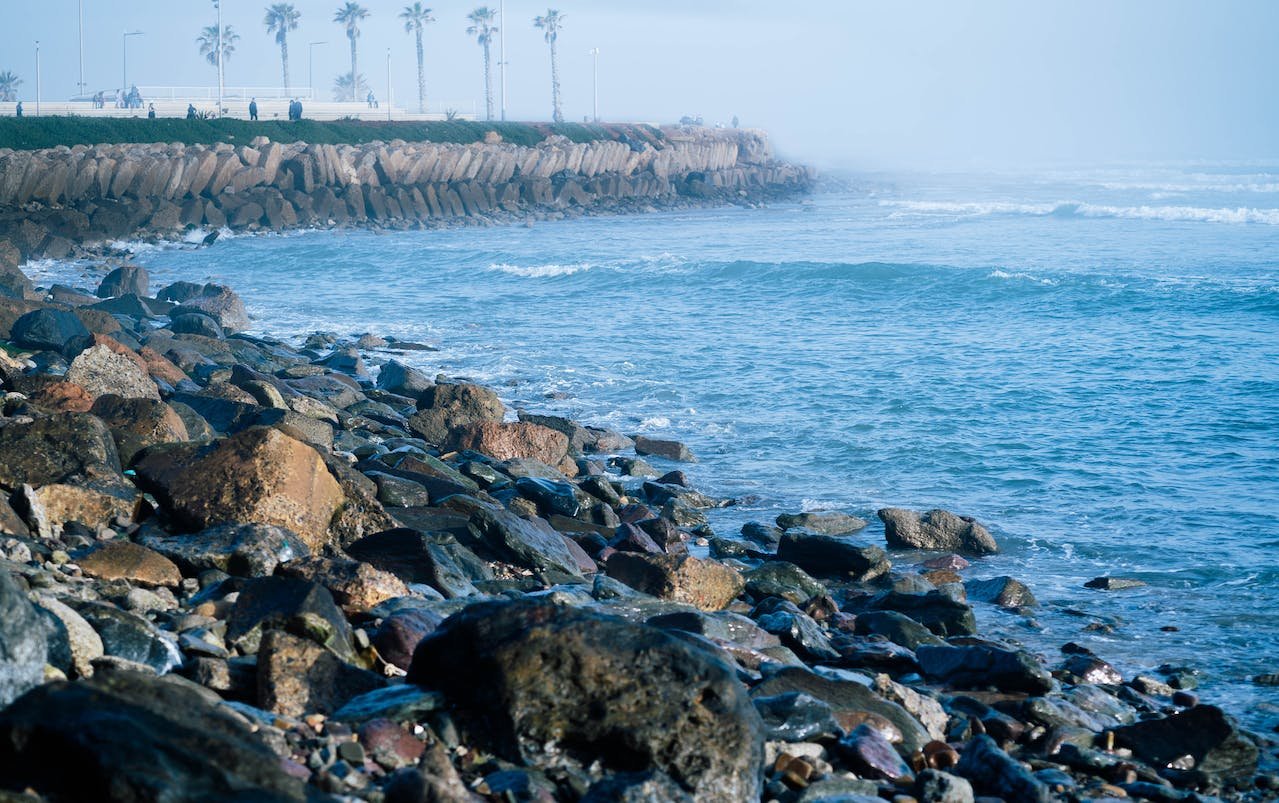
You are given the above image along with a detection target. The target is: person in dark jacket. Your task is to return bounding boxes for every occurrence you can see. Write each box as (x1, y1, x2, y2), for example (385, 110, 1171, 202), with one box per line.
(186, 103, 197, 119)
(249, 98, 258, 120)
(14, 101, 22, 118)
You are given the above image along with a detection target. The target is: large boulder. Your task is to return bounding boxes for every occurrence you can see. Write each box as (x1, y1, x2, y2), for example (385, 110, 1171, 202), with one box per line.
(877, 508, 999, 556)
(65, 343, 161, 401)
(1110, 705, 1258, 785)
(634, 435, 696, 462)
(406, 382, 504, 445)
(375, 359, 433, 397)
(955, 734, 1050, 803)
(775, 532, 891, 582)
(132, 427, 343, 551)
(138, 522, 310, 578)
(9, 308, 91, 354)
(407, 599, 764, 802)
(257, 629, 383, 717)
(0, 412, 123, 492)
(917, 643, 1053, 694)
(90, 395, 190, 466)
(226, 576, 356, 661)
(0, 570, 47, 707)
(0, 670, 308, 802)
(444, 420, 570, 467)
(173, 284, 250, 333)
(95, 265, 149, 298)
(0, 262, 34, 300)
(606, 552, 744, 611)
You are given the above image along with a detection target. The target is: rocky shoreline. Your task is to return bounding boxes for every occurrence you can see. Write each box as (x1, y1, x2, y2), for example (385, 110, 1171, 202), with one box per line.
(0, 199, 1275, 802)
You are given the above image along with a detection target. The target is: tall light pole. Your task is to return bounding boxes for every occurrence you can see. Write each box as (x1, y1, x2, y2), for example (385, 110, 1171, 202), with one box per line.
(78, 0, 85, 97)
(122, 30, 143, 95)
(35, 41, 41, 116)
(215, 0, 223, 117)
(588, 48, 599, 123)
(499, 0, 506, 121)
(386, 49, 392, 122)
(309, 41, 326, 100)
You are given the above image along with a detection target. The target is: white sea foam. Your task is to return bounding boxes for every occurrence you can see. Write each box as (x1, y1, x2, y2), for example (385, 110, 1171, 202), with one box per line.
(988, 269, 1058, 286)
(488, 262, 594, 278)
(883, 199, 1279, 225)
(638, 416, 671, 430)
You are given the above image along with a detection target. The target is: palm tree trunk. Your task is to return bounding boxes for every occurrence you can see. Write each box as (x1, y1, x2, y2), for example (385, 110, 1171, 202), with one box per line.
(482, 41, 493, 121)
(550, 39, 562, 123)
(350, 35, 358, 101)
(281, 38, 291, 95)
(415, 28, 426, 113)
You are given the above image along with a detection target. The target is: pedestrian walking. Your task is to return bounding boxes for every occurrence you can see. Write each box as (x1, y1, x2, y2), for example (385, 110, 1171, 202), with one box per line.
(15, 101, 23, 118)
(249, 98, 259, 121)
(147, 103, 156, 119)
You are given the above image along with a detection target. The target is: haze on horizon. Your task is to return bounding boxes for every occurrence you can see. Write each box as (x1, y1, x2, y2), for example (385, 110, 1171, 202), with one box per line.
(1, 0, 1275, 170)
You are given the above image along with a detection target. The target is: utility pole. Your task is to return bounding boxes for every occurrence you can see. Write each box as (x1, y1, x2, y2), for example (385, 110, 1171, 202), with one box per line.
(35, 41, 41, 116)
(122, 31, 143, 97)
(588, 48, 599, 123)
(215, 0, 224, 117)
(499, 0, 506, 121)
(78, 0, 85, 97)
(386, 49, 392, 122)
(309, 42, 326, 100)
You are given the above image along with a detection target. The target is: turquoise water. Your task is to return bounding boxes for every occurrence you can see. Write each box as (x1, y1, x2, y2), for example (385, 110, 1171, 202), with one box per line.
(40, 165, 1279, 726)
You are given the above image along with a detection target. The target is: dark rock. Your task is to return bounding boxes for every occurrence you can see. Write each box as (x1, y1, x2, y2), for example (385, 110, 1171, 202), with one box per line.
(313, 347, 369, 380)
(514, 476, 581, 517)
(376, 359, 433, 397)
(755, 601, 840, 662)
(609, 522, 665, 554)
(776, 511, 868, 534)
(156, 280, 204, 303)
(406, 599, 763, 802)
(331, 684, 444, 724)
(965, 576, 1037, 608)
(226, 576, 355, 661)
(170, 311, 225, 338)
(633, 435, 696, 462)
(174, 284, 250, 333)
(139, 522, 310, 577)
(863, 590, 977, 637)
(9, 308, 91, 354)
(775, 532, 891, 582)
(1059, 652, 1123, 684)
(741, 521, 783, 548)
(0, 570, 46, 707)
(370, 472, 432, 507)
(1084, 576, 1147, 591)
(453, 498, 582, 577)
(743, 561, 826, 605)
(606, 552, 744, 611)
(372, 608, 449, 671)
(67, 599, 182, 675)
(581, 771, 694, 803)
(1110, 705, 1258, 784)
(878, 508, 999, 555)
(90, 394, 189, 466)
(0, 669, 307, 801)
(753, 692, 841, 742)
(853, 610, 945, 651)
(836, 723, 912, 780)
(914, 769, 974, 803)
(257, 629, 383, 717)
(917, 644, 1053, 694)
(359, 718, 427, 770)
(345, 529, 481, 598)
(0, 412, 123, 492)
(955, 734, 1051, 802)
(95, 265, 149, 298)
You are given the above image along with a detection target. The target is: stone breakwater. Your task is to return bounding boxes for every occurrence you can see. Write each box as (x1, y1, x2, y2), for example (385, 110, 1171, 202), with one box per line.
(0, 281, 1274, 798)
(0, 127, 812, 262)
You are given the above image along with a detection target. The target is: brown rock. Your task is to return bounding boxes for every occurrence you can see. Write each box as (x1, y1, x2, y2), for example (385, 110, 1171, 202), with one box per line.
(444, 420, 569, 466)
(137, 346, 191, 387)
(26, 483, 136, 536)
(26, 380, 95, 413)
(606, 552, 744, 611)
(78, 541, 181, 587)
(406, 382, 504, 444)
(132, 427, 344, 552)
(359, 718, 425, 770)
(278, 556, 409, 613)
(256, 629, 383, 717)
(90, 395, 189, 466)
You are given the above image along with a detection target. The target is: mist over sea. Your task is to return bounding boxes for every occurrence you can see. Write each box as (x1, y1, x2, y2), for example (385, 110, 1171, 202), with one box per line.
(35, 163, 1279, 727)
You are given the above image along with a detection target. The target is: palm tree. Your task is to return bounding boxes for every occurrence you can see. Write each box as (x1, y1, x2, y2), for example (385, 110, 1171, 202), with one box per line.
(333, 72, 369, 102)
(264, 4, 301, 94)
(399, 3, 434, 114)
(0, 71, 21, 103)
(466, 7, 498, 121)
(334, 2, 370, 101)
(197, 25, 240, 85)
(533, 10, 565, 123)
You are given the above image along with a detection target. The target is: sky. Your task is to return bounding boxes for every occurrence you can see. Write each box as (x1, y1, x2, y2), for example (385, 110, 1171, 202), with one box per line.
(1, 0, 1277, 169)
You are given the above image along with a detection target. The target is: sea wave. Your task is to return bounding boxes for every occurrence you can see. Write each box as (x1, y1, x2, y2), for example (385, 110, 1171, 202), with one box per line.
(488, 262, 595, 278)
(988, 269, 1058, 286)
(883, 199, 1279, 225)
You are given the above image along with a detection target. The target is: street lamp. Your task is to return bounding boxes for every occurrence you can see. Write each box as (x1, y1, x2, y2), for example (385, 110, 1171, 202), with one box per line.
(499, 0, 506, 121)
(588, 48, 600, 123)
(122, 30, 143, 96)
(35, 41, 41, 116)
(309, 41, 326, 99)
(214, 0, 223, 117)
(386, 49, 392, 122)
(77, 0, 85, 97)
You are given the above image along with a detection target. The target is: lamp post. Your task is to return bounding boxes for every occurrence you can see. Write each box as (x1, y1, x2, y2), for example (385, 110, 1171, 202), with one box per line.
(499, 0, 506, 121)
(386, 49, 391, 122)
(588, 48, 599, 123)
(122, 30, 143, 97)
(35, 41, 41, 116)
(214, 0, 223, 117)
(309, 41, 326, 100)
(78, 0, 85, 97)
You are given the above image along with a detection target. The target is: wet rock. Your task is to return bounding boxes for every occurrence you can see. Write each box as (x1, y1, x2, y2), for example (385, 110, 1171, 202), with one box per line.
(0, 570, 47, 706)
(9, 308, 91, 354)
(1059, 652, 1123, 685)
(744, 561, 827, 604)
(95, 265, 149, 298)
(853, 610, 945, 650)
(0, 669, 307, 801)
(90, 395, 189, 466)
(331, 684, 445, 723)
(133, 426, 344, 552)
(68, 599, 182, 675)
(78, 541, 182, 587)
(1110, 705, 1258, 784)
(359, 718, 426, 770)
(776, 511, 868, 534)
(156, 281, 204, 303)
(955, 734, 1051, 802)
(139, 522, 310, 577)
(313, 347, 370, 380)
(633, 435, 696, 462)
(921, 554, 970, 571)
(1084, 576, 1147, 591)
(741, 521, 784, 548)
(407, 381, 505, 444)
(226, 576, 356, 661)
(775, 532, 891, 582)
(914, 768, 975, 803)
(606, 552, 744, 611)
(376, 359, 433, 397)
(837, 723, 912, 780)
(257, 629, 383, 717)
(515, 476, 582, 517)
(754, 600, 840, 662)
(877, 508, 999, 556)
(278, 556, 410, 613)
(753, 692, 841, 742)
(170, 311, 225, 338)
(445, 420, 570, 467)
(917, 643, 1053, 694)
(794, 778, 881, 802)
(0, 412, 122, 491)
(407, 599, 763, 802)
(454, 498, 582, 577)
(346, 528, 482, 598)
(862, 590, 977, 637)
(964, 576, 1037, 609)
(173, 283, 250, 333)
(33, 595, 103, 678)
(372, 608, 449, 670)
(609, 522, 665, 554)
(371, 472, 432, 507)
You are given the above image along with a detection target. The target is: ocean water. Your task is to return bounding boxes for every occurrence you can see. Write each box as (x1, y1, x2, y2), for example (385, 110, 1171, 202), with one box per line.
(34, 164, 1279, 728)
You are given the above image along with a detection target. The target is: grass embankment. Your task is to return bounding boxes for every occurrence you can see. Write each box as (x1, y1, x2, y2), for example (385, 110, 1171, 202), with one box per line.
(0, 118, 667, 151)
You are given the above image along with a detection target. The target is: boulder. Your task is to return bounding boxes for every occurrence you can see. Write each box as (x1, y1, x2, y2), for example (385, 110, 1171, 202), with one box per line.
(955, 734, 1051, 803)
(139, 522, 310, 578)
(863, 590, 977, 638)
(407, 599, 763, 802)
(0, 570, 47, 707)
(376, 359, 433, 397)
(776, 511, 868, 534)
(170, 311, 225, 339)
(917, 644, 1053, 694)
(454, 499, 583, 577)
(25, 379, 96, 413)
(606, 552, 744, 611)
(964, 576, 1036, 608)
(95, 265, 149, 298)
(66, 344, 161, 401)
(852, 610, 944, 651)
(0, 262, 34, 300)
(90, 395, 190, 466)
(173, 284, 250, 333)
(0, 412, 123, 492)
(67, 600, 182, 675)
(444, 420, 570, 467)
(9, 308, 90, 354)
(77, 541, 182, 587)
(226, 576, 355, 661)
(156, 280, 204, 303)
(633, 435, 696, 462)
(277, 556, 410, 613)
(1110, 705, 1258, 784)
(24, 482, 137, 536)
(877, 508, 999, 556)
(132, 427, 344, 552)
(743, 561, 827, 605)
(257, 629, 383, 717)
(0, 670, 308, 802)
(775, 532, 891, 582)
(345, 528, 482, 598)
(407, 382, 505, 444)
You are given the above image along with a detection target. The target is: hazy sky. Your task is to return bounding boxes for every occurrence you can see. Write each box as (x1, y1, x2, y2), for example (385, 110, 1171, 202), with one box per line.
(2, 0, 1277, 168)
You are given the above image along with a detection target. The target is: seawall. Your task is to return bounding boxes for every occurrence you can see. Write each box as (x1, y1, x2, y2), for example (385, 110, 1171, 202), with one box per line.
(0, 126, 812, 264)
